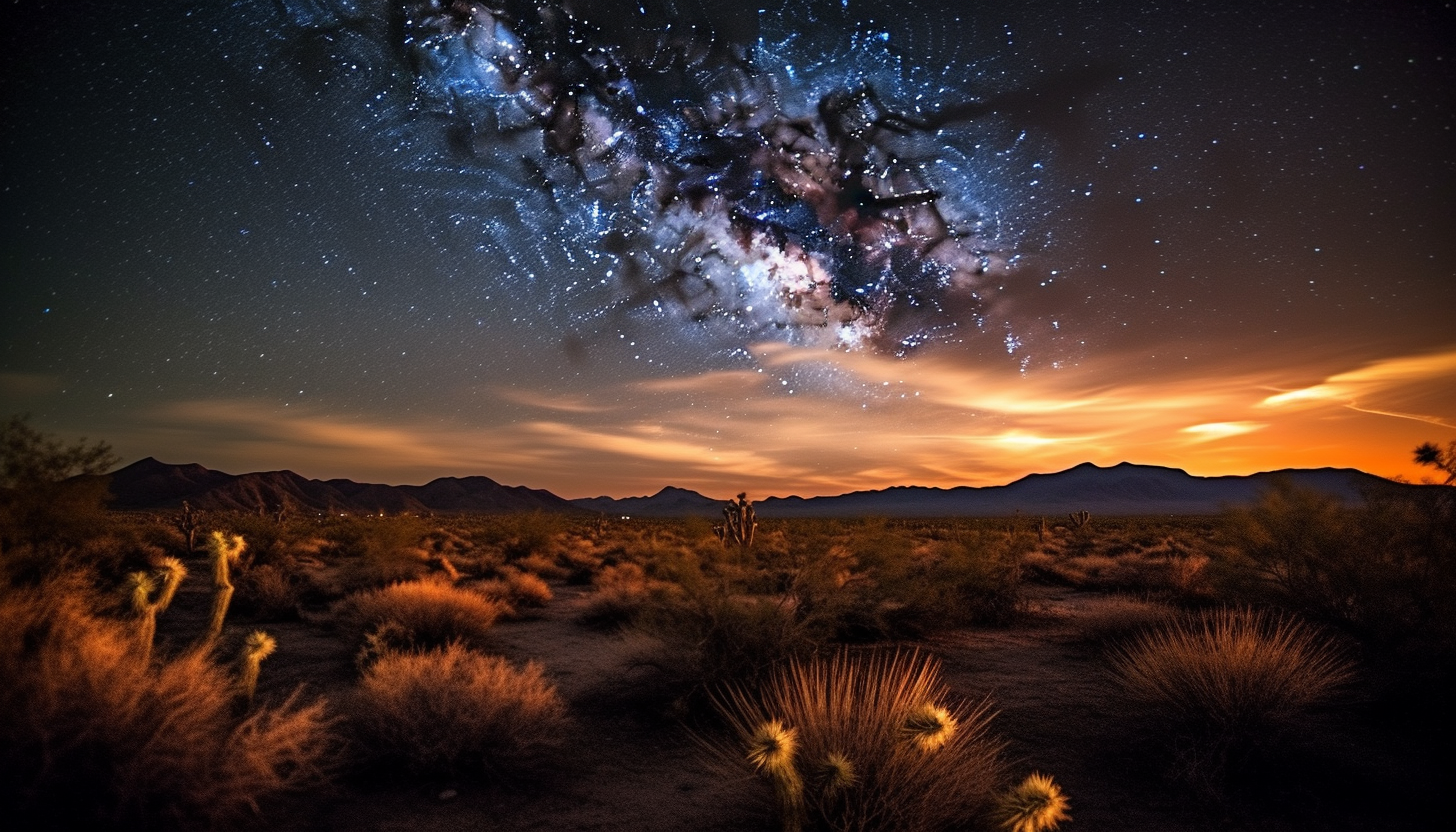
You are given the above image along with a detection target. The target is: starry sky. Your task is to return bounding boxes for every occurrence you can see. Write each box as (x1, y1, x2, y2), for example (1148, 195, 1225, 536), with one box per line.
(3, 0, 1453, 498)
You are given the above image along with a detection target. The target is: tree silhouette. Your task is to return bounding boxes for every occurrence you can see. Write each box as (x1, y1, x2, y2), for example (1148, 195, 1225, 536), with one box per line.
(1413, 440, 1456, 485)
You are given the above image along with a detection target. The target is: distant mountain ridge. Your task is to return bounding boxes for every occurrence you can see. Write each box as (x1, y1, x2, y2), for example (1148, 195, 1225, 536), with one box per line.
(106, 457, 579, 515)
(574, 462, 1408, 518)
(105, 458, 1410, 517)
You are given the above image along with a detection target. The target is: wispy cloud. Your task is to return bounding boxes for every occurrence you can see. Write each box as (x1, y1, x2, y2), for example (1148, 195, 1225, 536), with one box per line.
(109, 343, 1454, 497)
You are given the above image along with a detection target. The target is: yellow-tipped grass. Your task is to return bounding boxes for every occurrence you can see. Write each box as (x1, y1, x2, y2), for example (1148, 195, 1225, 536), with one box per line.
(239, 630, 278, 706)
(1, 578, 335, 829)
(903, 703, 958, 752)
(352, 642, 568, 776)
(747, 719, 800, 775)
(710, 648, 1008, 832)
(151, 556, 187, 613)
(997, 773, 1070, 832)
(336, 578, 509, 654)
(1109, 607, 1353, 736)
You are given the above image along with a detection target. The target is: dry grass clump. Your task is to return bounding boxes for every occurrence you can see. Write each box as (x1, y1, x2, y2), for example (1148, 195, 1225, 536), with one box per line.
(709, 649, 1009, 832)
(476, 568, 554, 617)
(336, 578, 508, 656)
(0, 578, 336, 830)
(1109, 606, 1354, 789)
(351, 643, 568, 776)
(578, 561, 677, 627)
(996, 772, 1071, 832)
(235, 562, 302, 620)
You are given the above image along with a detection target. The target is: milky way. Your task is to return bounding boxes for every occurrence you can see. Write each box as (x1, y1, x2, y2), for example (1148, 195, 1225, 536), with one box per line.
(294, 0, 1043, 356)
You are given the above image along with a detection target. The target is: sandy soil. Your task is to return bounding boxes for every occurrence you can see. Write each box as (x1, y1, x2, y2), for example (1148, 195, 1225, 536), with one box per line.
(156, 581, 1440, 831)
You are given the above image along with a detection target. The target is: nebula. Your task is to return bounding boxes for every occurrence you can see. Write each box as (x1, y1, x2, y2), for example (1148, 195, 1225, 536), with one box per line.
(393, 0, 1021, 355)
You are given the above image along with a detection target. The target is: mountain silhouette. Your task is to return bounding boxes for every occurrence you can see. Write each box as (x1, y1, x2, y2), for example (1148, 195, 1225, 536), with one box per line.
(105, 458, 1408, 517)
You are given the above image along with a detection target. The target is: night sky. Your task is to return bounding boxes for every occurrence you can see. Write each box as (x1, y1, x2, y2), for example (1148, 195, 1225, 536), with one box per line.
(3, 0, 1453, 498)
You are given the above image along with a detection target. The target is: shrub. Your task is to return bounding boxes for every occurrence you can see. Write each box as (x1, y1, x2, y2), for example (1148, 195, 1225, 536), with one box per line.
(1108, 607, 1353, 789)
(0, 578, 336, 830)
(577, 561, 676, 628)
(351, 643, 568, 776)
(476, 568, 554, 615)
(236, 563, 301, 620)
(708, 649, 1009, 832)
(336, 578, 508, 656)
(636, 587, 819, 712)
(1218, 480, 1456, 654)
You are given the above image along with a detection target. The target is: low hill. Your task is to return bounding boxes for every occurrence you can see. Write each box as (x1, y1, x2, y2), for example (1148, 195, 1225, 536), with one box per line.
(105, 458, 580, 515)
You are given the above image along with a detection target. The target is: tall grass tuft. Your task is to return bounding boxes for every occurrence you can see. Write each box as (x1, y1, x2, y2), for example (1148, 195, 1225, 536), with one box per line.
(337, 578, 509, 658)
(0, 578, 336, 830)
(996, 772, 1070, 832)
(709, 648, 1008, 832)
(351, 642, 569, 777)
(1108, 606, 1353, 789)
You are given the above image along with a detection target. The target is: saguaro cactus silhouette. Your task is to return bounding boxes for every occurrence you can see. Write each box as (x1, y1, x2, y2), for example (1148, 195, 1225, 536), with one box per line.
(204, 531, 246, 643)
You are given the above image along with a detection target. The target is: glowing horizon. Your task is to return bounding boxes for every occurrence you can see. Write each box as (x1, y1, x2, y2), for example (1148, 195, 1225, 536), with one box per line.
(21, 344, 1446, 500)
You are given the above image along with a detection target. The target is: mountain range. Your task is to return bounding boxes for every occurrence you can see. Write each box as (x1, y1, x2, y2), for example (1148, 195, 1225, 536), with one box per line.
(103, 458, 1410, 517)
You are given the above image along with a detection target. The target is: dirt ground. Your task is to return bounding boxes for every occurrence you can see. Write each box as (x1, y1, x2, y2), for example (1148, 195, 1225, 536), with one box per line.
(157, 582, 1442, 832)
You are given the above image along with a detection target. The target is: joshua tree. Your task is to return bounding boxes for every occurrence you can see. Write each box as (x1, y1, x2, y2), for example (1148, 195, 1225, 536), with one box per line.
(719, 492, 758, 547)
(176, 501, 203, 552)
(204, 531, 246, 643)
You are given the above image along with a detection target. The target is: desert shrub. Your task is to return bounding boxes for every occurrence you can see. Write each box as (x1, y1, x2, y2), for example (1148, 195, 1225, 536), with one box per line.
(708, 648, 1009, 832)
(636, 586, 820, 713)
(855, 534, 1023, 638)
(0, 578, 335, 830)
(470, 512, 567, 562)
(312, 515, 433, 591)
(474, 569, 554, 619)
(235, 563, 302, 621)
(351, 643, 568, 776)
(1219, 480, 1456, 655)
(577, 561, 678, 628)
(1108, 606, 1353, 790)
(336, 578, 508, 656)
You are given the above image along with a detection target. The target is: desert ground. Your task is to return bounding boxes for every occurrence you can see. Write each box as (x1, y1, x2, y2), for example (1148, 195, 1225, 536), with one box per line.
(4, 492, 1452, 831)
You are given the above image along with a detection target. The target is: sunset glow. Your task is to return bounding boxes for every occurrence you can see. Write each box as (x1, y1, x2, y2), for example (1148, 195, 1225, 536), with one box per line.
(3, 0, 1451, 498)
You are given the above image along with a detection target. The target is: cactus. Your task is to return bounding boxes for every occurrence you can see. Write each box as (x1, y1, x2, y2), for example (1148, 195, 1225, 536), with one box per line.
(204, 531, 246, 643)
(152, 556, 187, 613)
(746, 720, 805, 832)
(237, 630, 277, 707)
(719, 492, 758, 547)
(176, 500, 203, 553)
(996, 772, 1071, 832)
(125, 571, 159, 664)
(1038, 516, 1048, 543)
(125, 556, 189, 665)
(1067, 510, 1091, 529)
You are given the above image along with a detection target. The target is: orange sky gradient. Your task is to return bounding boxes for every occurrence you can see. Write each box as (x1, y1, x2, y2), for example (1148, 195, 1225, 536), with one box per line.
(31, 343, 1450, 500)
